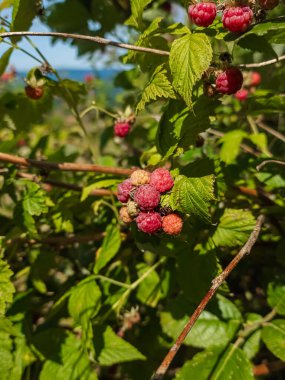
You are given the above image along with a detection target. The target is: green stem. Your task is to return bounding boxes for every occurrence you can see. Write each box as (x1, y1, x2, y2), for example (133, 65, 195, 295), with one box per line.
(93, 274, 131, 289)
(2, 40, 43, 65)
(80, 104, 117, 119)
(100, 257, 166, 321)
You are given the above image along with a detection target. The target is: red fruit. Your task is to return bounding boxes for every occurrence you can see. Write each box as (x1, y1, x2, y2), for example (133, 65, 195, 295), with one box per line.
(84, 74, 94, 83)
(216, 68, 243, 95)
(134, 184, 160, 211)
(235, 88, 248, 101)
(162, 214, 183, 235)
(222, 7, 253, 33)
(136, 212, 162, 234)
(258, 0, 279, 10)
(251, 72, 261, 87)
(117, 179, 133, 203)
(150, 168, 174, 193)
(188, 2, 217, 27)
(114, 121, 131, 138)
(25, 85, 44, 100)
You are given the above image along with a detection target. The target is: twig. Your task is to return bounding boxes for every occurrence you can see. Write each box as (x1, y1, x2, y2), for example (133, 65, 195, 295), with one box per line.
(253, 360, 285, 376)
(151, 215, 265, 380)
(16, 172, 115, 197)
(257, 120, 285, 144)
(207, 128, 260, 157)
(0, 31, 170, 56)
(0, 152, 133, 176)
(239, 54, 285, 68)
(256, 159, 285, 171)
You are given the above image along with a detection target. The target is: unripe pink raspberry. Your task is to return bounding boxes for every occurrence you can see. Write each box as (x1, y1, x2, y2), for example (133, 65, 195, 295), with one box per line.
(134, 185, 160, 211)
(162, 214, 183, 235)
(251, 72, 261, 87)
(120, 207, 133, 224)
(136, 212, 162, 234)
(235, 88, 248, 101)
(222, 7, 253, 33)
(130, 169, 150, 186)
(258, 0, 279, 10)
(150, 168, 174, 193)
(188, 3, 217, 27)
(117, 179, 133, 203)
(114, 121, 131, 138)
(216, 68, 243, 95)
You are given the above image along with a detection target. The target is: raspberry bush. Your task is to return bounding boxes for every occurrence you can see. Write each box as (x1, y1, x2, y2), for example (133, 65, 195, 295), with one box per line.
(0, 1, 285, 379)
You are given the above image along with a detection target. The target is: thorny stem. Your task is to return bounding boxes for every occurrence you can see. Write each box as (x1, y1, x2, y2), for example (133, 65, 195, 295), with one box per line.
(151, 215, 265, 380)
(256, 159, 285, 172)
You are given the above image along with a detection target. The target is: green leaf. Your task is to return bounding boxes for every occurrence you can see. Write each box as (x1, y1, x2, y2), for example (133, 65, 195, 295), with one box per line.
(0, 331, 13, 380)
(38, 331, 98, 380)
(12, 0, 37, 40)
(136, 263, 162, 307)
(243, 314, 262, 360)
(136, 64, 176, 112)
(93, 325, 146, 365)
(22, 182, 48, 216)
(0, 258, 15, 317)
(170, 174, 215, 223)
(0, 48, 14, 76)
(237, 34, 277, 57)
(68, 277, 101, 324)
(81, 179, 119, 201)
(94, 223, 121, 273)
(208, 209, 256, 248)
(267, 281, 285, 316)
(262, 319, 285, 360)
(170, 33, 212, 107)
(161, 310, 234, 349)
(125, 0, 153, 29)
(220, 130, 248, 164)
(174, 345, 254, 380)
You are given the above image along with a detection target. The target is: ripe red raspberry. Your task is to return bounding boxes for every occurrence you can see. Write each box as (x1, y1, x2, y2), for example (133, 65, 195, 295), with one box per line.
(250, 72, 261, 87)
(150, 168, 174, 193)
(216, 68, 243, 95)
(114, 121, 131, 138)
(258, 0, 279, 10)
(162, 214, 183, 235)
(25, 85, 44, 100)
(117, 179, 133, 203)
(222, 7, 253, 33)
(130, 169, 150, 186)
(120, 207, 133, 224)
(188, 3, 217, 27)
(235, 88, 248, 101)
(134, 184, 160, 211)
(136, 212, 162, 234)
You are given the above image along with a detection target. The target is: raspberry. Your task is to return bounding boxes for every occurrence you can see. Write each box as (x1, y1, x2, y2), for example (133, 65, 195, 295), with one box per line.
(134, 184, 160, 211)
(136, 212, 162, 234)
(162, 214, 183, 235)
(235, 88, 248, 101)
(117, 179, 133, 203)
(188, 3, 217, 27)
(114, 121, 131, 138)
(216, 68, 243, 95)
(222, 7, 253, 33)
(150, 168, 174, 193)
(120, 207, 133, 224)
(25, 85, 44, 100)
(130, 169, 150, 186)
(251, 72, 261, 87)
(258, 0, 279, 10)
(127, 200, 139, 217)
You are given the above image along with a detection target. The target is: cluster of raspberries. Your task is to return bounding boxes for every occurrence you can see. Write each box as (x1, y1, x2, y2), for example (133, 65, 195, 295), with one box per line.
(117, 168, 183, 235)
(188, 0, 279, 33)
